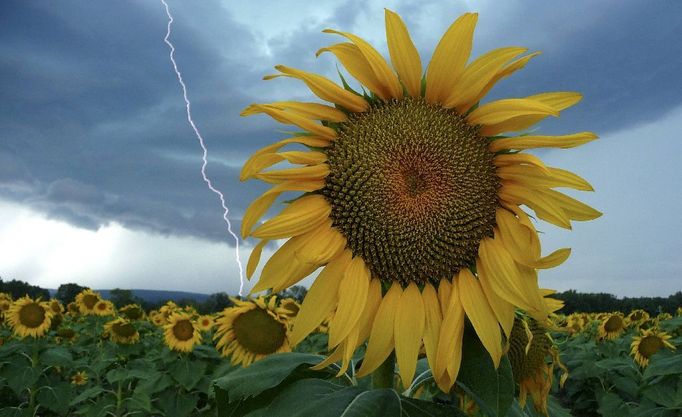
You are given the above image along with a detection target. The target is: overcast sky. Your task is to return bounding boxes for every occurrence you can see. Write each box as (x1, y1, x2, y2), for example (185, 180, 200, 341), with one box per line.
(1, 0, 681, 297)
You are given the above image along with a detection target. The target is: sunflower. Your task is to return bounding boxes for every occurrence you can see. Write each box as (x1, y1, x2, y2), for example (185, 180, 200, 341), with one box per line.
(240, 9, 600, 390)
(151, 311, 167, 327)
(507, 316, 567, 415)
(75, 289, 101, 315)
(196, 315, 215, 332)
(214, 297, 291, 366)
(56, 327, 77, 344)
(630, 328, 676, 367)
(66, 301, 80, 315)
(71, 371, 88, 386)
(93, 300, 115, 316)
(164, 312, 201, 352)
(103, 317, 139, 344)
(598, 313, 626, 340)
(627, 309, 649, 326)
(119, 304, 145, 320)
(49, 299, 64, 315)
(6, 296, 53, 338)
(280, 298, 301, 319)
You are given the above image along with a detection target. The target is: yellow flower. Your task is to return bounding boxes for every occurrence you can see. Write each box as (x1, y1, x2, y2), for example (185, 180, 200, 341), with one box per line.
(56, 327, 77, 343)
(508, 316, 567, 415)
(49, 299, 64, 315)
(71, 371, 88, 386)
(93, 300, 115, 316)
(280, 298, 301, 319)
(627, 309, 649, 326)
(598, 313, 626, 340)
(214, 297, 291, 366)
(164, 312, 201, 352)
(241, 10, 599, 391)
(104, 318, 140, 344)
(6, 296, 53, 338)
(630, 328, 676, 367)
(75, 289, 101, 315)
(119, 304, 145, 320)
(196, 315, 215, 332)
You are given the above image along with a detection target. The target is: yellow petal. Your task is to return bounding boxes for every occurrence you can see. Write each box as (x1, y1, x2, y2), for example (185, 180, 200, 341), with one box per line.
(250, 236, 306, 294)
(265, 65, 368, 112)
(425, 13, 478, 104)
(241, 136, 330, 181)
(252, 195, 331, 239)
(476, 52, 541, 103)
(317, 43, 390, 100)
(255, 164, 330, 184)
(385, 9, 422, 97)
(437, 279, 452, 317)
(499, 183, 572, 229)
(477, 237, 547, 319)
(357, 278, 383, 343)
(435, 282, 465, 391)
(328, 256, 370, 348)
(478, 267, 515, 339)
(290, 250, 352, 345)
(493, 153, 550, 175)
(394, 282, 425, 387)
(246, 239, 268, 279)
(526, 91, 582, 111)
(245, 104, 337, 139)
(458, 269, 502, 367)
(251, 101, 347, 122)
(356, 283, 402, 377)
(323, 29, 402, 99)
(537, 188, 602, 221)
(421, 283, 442, 376)
(278, 151, 328, 166)
(467, 98, 559, 126)
(241, 180, 325, 237)
(497, 165, 594, 192)
(445, 47, 528, 112)
(489, 132, 598, 152)
(310, 345, 344, 370)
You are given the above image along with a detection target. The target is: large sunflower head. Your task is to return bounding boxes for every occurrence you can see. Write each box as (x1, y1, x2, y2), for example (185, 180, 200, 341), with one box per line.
(75, 289, 101, 315)
(119, 304, 145, 321)
(213, 297, 291, 367)
(164, 312, 201, 353)
(241, 10, 600, 391)
(598, 313, 626, 340)
(103, 317, 140, 344)
(6, 296, 53, 338)
(630, 328, 676, 367)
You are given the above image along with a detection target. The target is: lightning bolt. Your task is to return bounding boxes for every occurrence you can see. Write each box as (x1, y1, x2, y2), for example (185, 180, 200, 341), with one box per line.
(160, 0, 245, 295)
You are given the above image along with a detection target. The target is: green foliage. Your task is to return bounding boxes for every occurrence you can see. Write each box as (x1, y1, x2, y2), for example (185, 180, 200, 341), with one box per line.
(554, 290, 682, 315)
(0, 278, 50, 300)
(55, 283, 87, 304)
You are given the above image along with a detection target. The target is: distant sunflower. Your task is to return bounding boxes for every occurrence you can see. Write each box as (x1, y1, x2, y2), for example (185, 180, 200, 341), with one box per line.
(508, 316, 567, 415)
(75, 289, 101, 315)
(56, 327, 77, 344)
(627, 309, 649, 326)
(280, 298, 301, 319)
(93, 300, 115, 316)
(598, 313, 626, 340)
(240, 9, 599, 390)
(66, 302, 80, 315)
(630, 329, 675, 367)
(196, 315, 215, 332)
(119, 304, 145, 321)
(49, 299, 64, 315)
(214, 297, 291, 366)
(104, 318, 140, 344)
(164, 312, 201, 352)
(71, 371, 88, 386)
(6, 296, 53, 338)
(151, 311, 167, 327)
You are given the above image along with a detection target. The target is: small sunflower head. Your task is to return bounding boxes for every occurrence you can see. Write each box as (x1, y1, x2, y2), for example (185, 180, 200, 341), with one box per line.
(71, 371, 88, 386)
(104, 318, 140, 344)
(598, 313, 626, 340)
(75, 289, 101, 315)
(196, 315, 215, 332)
(164, 312, 201, 353)
(627, 309, 649, 326)
(119, 304, 145, 320)
(279, 298, 301, 319)
(6, 296, 53, 338)
(49, 299, 64, 315)
(93, 300, 115, 316)
(57, 327, 77, 342)
(214, 297, 291, 366)
(630, 329, 676, 367)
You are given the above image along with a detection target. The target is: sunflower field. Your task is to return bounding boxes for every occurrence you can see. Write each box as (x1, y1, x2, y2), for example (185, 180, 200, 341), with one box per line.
(0, 288, 680, 417)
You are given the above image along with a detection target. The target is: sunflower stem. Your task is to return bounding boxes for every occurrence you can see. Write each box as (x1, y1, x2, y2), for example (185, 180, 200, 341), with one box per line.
(28, 337, 39, 413)
(371, 351, 395, 390)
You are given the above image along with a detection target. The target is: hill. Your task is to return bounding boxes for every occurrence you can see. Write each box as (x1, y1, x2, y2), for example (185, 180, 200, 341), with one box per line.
(47, 288, 210, 303)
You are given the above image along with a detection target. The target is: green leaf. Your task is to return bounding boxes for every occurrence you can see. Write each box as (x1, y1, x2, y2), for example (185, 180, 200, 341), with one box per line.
(134, 372, 172, 396)
(263, 378, 346, 416)
(36, 381, 72, 414)
(214, 352, 326, 400)
(456, 330, 514, 417)
(597, 392, 631, 417)
(401, 397, 467, 417)
(267, 382, 364, 417)
(70, 386, 105, 406)
(158, 389, 199, 417)
(641, 379, 678, 408)
(125, 391, 152, 413)
(170, 358, 208, 390)
(643, 352, 682, 379)
(4, 360, 39, 396)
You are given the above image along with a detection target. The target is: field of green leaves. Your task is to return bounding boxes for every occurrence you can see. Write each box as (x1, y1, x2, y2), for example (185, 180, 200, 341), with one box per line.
(0, 290, 680, 417)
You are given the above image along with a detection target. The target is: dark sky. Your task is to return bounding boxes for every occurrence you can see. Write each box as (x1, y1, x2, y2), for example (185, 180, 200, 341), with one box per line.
(1, 0, 681, 296)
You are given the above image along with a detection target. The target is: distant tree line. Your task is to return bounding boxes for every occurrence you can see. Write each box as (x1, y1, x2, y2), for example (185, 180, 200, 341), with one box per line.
(553, 290, 682, 314)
